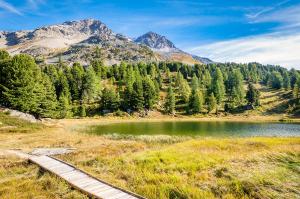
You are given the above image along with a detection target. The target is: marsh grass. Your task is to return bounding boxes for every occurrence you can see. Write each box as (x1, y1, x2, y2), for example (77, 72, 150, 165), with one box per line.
(0, 114, 299, 199)
(0, 156, 87, 198)
(0, 112, 42, 133)
(101, 133, 192, 144)
(61, 137, 300, 199)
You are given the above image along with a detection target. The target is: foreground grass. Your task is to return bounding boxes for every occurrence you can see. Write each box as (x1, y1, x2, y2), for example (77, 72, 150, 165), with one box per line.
(0, 156, 87, 199)
(0, 112, 42, 133)
(61, 137, 300, 199)
(0, 115, 299, 199)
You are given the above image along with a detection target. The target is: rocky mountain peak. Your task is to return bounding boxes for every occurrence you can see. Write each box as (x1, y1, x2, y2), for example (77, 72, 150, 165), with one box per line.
(32, 19, 112, 39)
(135, 31, 176, 51)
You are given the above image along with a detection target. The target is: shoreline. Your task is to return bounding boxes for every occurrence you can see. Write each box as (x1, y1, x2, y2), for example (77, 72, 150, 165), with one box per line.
(57, 114, 300, 127)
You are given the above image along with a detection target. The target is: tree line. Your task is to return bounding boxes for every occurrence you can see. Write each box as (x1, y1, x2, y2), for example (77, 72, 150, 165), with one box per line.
(0, 49, 299, 118)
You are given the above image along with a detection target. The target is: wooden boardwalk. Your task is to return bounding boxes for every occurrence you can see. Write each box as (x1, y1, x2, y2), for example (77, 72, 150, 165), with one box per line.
(6, 150, 144, 199)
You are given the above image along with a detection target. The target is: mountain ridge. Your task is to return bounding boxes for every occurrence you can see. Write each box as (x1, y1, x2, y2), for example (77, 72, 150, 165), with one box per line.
(0, 19, 212, 65)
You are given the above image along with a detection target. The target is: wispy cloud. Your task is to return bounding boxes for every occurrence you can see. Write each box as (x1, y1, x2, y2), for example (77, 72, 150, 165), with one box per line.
(152, 16, 227, 27)
(252, 4, 300, 27)
(246, 0, 291, 19)
(188, 32, 300, 69)
(0, 0, 22, 15)
(27, 0, 45, 9)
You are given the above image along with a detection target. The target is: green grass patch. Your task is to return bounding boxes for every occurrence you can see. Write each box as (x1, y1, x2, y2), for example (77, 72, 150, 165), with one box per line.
(0, 112, 42, 133)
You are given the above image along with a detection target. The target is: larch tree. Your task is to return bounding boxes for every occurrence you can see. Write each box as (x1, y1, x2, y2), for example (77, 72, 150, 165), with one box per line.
(164, 86, 176, 115)
(246, 83, 260, 107)
(212, 68, 225, 106)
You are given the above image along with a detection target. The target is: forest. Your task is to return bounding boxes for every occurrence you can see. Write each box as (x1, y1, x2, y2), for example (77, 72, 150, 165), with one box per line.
(0, 49, 299, 118)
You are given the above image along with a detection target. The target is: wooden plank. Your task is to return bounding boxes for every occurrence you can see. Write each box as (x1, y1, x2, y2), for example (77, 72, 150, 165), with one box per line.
(24, 154, 145, 199)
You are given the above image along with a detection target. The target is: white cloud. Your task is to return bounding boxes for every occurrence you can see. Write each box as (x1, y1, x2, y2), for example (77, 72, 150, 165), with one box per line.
(248, 3, 300, 31)
(246, 0, 291, 19)
(27, 0, 45, 9)
(188, 32, 300, 69)
(0, 0, 22, 15)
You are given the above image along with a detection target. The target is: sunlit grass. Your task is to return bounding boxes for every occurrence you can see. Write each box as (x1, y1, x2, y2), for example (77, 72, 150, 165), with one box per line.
(0, 114, 299, 199)
(0, 157, 87, 198)
(62, 137, 300, 199)
(0, 112, 42, 133)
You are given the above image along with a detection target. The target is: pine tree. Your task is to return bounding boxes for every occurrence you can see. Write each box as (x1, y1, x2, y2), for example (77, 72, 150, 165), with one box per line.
(175, 72, 184, 87)
(212, 68, 225, 105)
(69, 63, 85, 101)
(37, 74, 58, 118)
(202, 70, 212, 91)
(188, 88, 203, 114)
(270, 71, 283, 89)
(1, 54, 45, 115)
(143, 76, 157, 109)
(293, 79, 300, 102)
(101, 87, 120, 112)
(246, 83, 260, 106)
(290, 69, 299, 89)
(82, 66, 101, 103)
(58, 93, 71, 118)
(131, 79, 144, 111)
(57, 70, 71, 102)
(282, 71, 291, 90)
(233, 70, 245, 106)
(164, 86, 176, 115)
(178, 78, 191, 103)
(207, 93, 217, 113)
(191, 75, 199, 90)
(227, 69, 245, 106)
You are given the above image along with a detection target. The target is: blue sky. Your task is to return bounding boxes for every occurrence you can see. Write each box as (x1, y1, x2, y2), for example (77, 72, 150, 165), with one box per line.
(0, 0, 300, 68)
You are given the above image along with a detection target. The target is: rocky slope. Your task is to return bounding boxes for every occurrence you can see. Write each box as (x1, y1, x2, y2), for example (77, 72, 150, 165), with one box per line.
(135, 32, 213, 64)
(1, 19, 211, 65)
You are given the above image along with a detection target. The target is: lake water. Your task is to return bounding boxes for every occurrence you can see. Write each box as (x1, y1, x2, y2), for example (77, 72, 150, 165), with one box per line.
(88, 121, 300, 137)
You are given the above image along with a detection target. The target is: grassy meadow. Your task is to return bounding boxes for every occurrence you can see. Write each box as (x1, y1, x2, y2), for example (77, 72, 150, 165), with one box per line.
(0, 111, 299, 199)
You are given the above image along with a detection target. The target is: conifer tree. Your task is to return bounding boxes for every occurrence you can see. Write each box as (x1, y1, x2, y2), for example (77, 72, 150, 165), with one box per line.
(143, 76, 157, 109)
(212, 68, 225, 105)
(101, 87, 120, 112)
(188, 88, 203, 114)
(82, 66, 101, 103)
(191, 75, 199, 90)
(246, 83, 260, 106)
(1, 54, 44, 114)
(293, 81, 299, 100)
(69, 63, 85, 101)
(37, 74, 58, 118)
(58, 93, 71, 118)
(282, 71, 291, 90)
(207, 93, 217, 113)
(57, 70, 71, 102)
(178, 78, 191, 103)
(226, 69, 245, 106)
(164, 86, 176, 114)
(270, 71, 283, 89)
(131, 79, 144, 111)
(203, 70, 212, 91)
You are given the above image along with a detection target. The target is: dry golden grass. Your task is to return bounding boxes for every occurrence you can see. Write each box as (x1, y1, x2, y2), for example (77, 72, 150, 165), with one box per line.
(60, 137, 300, 199)
(0, 112, 299, 199)
(0, 156, 87, 199)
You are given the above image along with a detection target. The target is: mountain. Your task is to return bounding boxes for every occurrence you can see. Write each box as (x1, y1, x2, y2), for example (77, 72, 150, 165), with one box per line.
(135, 32, 213, 64)
(0, 19, 211, 65)
(0, 19, 156, 65)
(135, 31, 176, 52)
